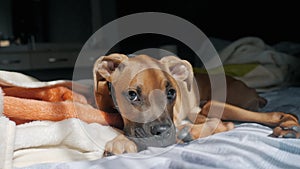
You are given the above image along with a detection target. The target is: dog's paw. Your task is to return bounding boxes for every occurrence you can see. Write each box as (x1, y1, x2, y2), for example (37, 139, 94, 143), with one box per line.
(269, 112, 300, 139)
(271, 125, 300, 139)
(104, 134, 137, 156)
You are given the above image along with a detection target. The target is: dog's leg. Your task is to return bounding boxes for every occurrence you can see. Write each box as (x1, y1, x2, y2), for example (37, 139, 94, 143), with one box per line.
(200, 100, 300, 138)
(177, 118, 234, 141)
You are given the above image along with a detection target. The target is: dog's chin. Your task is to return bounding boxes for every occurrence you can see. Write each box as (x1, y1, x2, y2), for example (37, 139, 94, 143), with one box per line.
(126, 123, 177, 151)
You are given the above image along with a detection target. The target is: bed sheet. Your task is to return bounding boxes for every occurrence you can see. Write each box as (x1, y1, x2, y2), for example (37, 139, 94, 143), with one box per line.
(17, 87, 300, 169)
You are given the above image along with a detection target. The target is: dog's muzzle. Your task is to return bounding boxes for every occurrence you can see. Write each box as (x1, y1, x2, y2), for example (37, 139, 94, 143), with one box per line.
(126, 119, 176, 151)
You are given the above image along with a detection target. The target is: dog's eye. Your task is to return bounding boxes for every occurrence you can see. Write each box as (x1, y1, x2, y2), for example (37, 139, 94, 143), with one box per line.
(167, 88, 176, 101)
(128, 90, 138, 101)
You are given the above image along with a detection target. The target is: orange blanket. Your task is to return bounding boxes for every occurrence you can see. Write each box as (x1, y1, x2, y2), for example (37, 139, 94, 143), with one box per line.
(2, 86, 123, 128)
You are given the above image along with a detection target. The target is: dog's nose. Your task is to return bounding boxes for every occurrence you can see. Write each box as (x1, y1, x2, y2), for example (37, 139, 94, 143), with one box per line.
(150, 124, 171, 135)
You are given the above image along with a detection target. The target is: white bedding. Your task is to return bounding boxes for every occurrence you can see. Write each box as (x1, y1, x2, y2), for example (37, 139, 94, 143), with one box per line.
(17, 87, 300, 169)
(0, 70, 119, 169)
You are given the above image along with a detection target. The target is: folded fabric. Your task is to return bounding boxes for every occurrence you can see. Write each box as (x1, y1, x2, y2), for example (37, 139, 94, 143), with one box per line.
(0, 115, 119, 168)
(0, 70, 120, 168)
(0, 70, 93, 97)
(205, 37, 300, 91)
(0, 116, 15, 169)
(3, 95, 112, 125)
(0, 70, 72, 88)
(13, 118, 118, 168)
(0, 70, 122, 127)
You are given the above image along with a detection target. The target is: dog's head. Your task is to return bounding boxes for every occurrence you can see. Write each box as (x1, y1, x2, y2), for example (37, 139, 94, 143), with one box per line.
(93, 53, 194, 150)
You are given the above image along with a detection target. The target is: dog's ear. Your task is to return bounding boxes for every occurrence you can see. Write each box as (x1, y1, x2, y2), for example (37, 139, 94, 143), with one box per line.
(93, 53, 128, 84)
(160, 56, 194, 91)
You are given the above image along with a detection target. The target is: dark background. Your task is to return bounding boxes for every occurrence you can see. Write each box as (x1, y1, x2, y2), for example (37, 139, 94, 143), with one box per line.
(115, 0, 300, 57)
(7, 0, 300, 45)
(116, 1, 300, 44)
(1, 0, 299, 80)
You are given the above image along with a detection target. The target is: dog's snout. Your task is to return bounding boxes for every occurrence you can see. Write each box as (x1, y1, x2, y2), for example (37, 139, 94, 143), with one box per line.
(150, 124, 171, 135)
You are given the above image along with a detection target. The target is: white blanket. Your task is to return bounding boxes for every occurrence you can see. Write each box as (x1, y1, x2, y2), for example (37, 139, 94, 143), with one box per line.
(0, 117, 118, 169)
(0, 117, 15, 169)
(0, 70, 119, 169)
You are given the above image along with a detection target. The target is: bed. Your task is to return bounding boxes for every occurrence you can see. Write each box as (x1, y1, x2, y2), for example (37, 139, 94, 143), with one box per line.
(1, 36, 300, 169)
(13, 87, 300, 169)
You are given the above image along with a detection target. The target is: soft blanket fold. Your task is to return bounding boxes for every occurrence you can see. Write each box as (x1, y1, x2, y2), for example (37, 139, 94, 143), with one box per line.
(12, 118, 118, 168)
(209, 37, 300, 91)
(0, 116, 118, 169)
(0, 70, 119, 169)
(0, 117, 15, 169)
(0, 70, 72, 89)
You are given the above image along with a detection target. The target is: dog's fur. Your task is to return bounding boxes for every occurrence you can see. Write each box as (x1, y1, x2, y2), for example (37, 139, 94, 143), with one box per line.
(94, 53, 300, 154)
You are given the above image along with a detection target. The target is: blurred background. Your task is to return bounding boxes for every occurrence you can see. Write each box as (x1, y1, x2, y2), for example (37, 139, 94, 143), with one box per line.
(0, 0, 299, 81)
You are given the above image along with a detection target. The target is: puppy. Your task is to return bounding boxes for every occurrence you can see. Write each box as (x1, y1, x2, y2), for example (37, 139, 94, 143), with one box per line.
(93, 53, 300, 154)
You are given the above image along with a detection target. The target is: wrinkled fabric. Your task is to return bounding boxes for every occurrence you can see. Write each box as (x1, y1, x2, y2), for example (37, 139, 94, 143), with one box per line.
(18, 87, 300, 169)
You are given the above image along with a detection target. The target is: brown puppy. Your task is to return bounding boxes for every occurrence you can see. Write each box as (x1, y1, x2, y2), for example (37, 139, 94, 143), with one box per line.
(93, 53, 300, 154)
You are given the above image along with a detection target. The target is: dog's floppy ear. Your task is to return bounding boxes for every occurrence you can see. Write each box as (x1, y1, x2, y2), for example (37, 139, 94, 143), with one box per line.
(93, 53, 128, 84)
(160, 56, 194, 91)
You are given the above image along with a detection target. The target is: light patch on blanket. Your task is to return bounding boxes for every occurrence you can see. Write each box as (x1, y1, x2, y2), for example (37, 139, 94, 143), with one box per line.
(0, 87, 3, 116)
